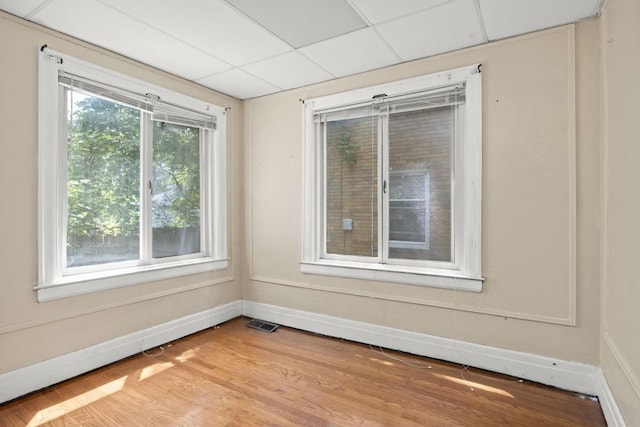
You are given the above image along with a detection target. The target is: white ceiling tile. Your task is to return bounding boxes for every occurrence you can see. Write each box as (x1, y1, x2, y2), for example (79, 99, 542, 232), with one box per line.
(166, 53, 232, 81)
(103, 0, 292, 66)
(480, 0, 603, 40)
(375, 0, 485, 61)
(300, 27, 399, 78)
(197, 69, 279, 99)
(0, 0, 48, 17)
(32, 0, 231, 80)
(243, 51, 334, 90)
(225, 0, 366, 48)
(349, 0, 451, 24)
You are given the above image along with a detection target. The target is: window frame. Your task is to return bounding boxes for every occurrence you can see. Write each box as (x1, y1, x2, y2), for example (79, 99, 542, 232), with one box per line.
(37, 48, 228, 302)
(301, 64, 483, 292)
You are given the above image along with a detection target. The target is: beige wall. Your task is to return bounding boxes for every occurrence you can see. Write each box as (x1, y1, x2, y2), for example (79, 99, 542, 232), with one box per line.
(601, 0, 640, 424)
(0, 12, 243, 373)
(244, 21, 603, 364)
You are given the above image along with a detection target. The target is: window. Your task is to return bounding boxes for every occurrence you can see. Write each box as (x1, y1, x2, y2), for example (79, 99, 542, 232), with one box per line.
(389, 171, 430, 250)
(37, 48, 228, 301)
(301, 65, 483, 291)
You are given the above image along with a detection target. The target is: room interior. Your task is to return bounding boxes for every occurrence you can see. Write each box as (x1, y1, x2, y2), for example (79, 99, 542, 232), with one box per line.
(0, 0, 638, 425)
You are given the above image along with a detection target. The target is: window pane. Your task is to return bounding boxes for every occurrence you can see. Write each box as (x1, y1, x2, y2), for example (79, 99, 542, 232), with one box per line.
(388, 106, 453, 262)
(66, 91, 140, 267)
(325, 115, 378, 257)
(152, 121, 201, 258)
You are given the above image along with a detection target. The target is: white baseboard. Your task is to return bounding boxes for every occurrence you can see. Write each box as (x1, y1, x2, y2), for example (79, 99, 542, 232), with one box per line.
(242, 301, 601, 395)
(0, 301, 242, 404)
(595, 369, 627, 427)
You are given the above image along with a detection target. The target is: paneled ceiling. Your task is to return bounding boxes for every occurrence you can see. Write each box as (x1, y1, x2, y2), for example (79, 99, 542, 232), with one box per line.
(0, 0, 603, 99)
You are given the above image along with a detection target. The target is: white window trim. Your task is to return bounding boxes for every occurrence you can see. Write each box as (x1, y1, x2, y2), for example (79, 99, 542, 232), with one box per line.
(301, 64, 483, 292)
(37, 48, 228, 302)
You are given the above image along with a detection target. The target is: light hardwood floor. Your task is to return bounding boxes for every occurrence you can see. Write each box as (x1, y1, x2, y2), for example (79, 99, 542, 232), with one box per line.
(0, 317, 606, 426)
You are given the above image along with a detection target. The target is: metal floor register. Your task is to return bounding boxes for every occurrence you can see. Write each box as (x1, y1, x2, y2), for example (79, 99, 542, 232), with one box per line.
(246, 319, 279, 333)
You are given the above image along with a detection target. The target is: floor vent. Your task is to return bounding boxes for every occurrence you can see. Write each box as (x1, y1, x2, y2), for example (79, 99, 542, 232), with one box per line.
(246, 319, 279, 333)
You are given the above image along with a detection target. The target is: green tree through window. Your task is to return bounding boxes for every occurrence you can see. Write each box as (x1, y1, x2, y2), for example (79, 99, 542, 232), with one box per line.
(152, 121, 201, 258)
(66, 93, 201, 267)
(67, 94, 141, 267)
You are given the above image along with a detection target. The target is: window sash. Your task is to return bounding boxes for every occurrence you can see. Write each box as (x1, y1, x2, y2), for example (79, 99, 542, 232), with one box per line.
(147, 120, 208, 263)
(320, 95, 463, 269)
(61, 86, 141, 274)
(60, 86, 209, 276)
(386, 105, 463, 270)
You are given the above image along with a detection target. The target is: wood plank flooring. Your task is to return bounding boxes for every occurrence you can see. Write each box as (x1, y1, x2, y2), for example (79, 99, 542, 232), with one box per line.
(0, 317, 606, 426)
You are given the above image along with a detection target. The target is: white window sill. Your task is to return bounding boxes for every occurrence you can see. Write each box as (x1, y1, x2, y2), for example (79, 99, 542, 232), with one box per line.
(300, 260, 483, 292)
(35, 258, 229, 302)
